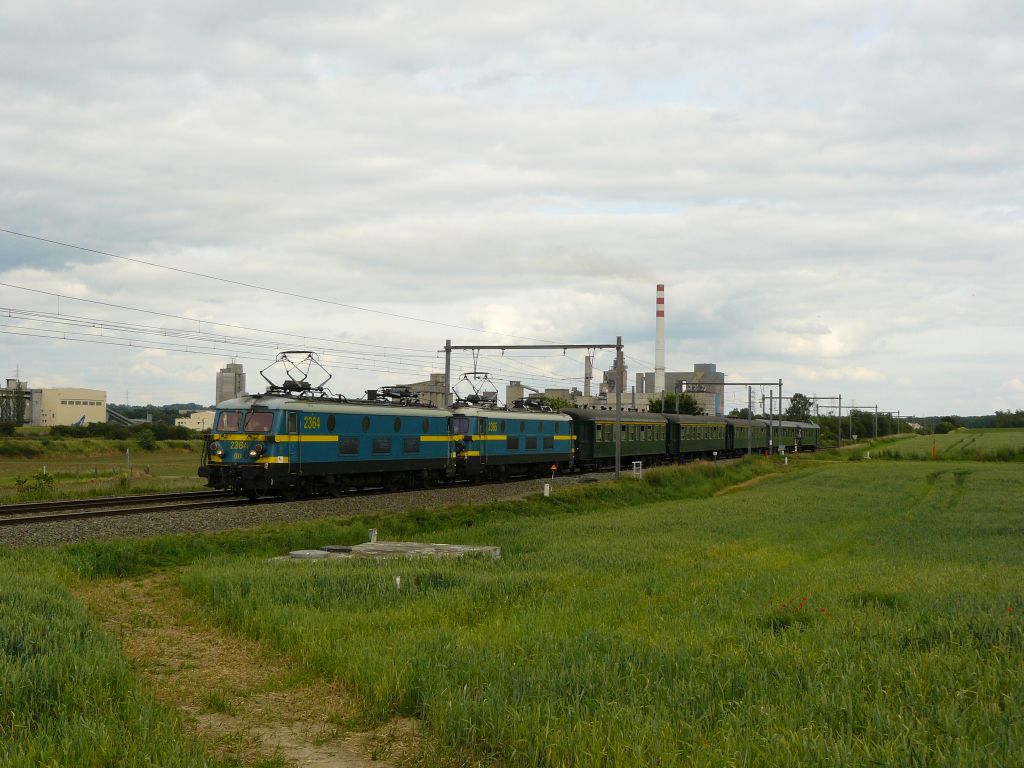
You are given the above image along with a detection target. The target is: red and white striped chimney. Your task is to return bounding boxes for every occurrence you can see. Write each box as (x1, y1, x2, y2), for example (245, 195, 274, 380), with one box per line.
(655, 284, 665, 394)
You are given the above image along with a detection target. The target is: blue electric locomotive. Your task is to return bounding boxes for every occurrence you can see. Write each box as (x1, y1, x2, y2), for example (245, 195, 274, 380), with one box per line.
(200, 390, 452, 497)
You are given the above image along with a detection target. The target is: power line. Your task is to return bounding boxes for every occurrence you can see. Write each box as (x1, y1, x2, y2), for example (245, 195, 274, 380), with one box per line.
(0, 328, 440, 383)
(0, 227, 557, 343)
(0, 282, 442, 355)
(0, 304, 583, 384)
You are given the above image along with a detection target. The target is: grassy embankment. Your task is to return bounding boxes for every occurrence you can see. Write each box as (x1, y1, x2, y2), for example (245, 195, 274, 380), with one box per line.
(0, 437, 206, 501)
(5, 455, 1024, 765)
(176, 460, 1024, 766)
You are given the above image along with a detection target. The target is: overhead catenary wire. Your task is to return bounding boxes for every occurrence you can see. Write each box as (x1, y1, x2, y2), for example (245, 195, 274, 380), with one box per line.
(0, 283, 590, 385)
(0, 228, 560, 343)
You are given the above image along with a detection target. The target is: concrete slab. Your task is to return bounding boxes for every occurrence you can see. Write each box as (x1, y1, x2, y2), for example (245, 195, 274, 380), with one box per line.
(278, 541, 500, 562)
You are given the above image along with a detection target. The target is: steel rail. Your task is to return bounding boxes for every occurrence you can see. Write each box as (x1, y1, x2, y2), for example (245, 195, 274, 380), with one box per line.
(0, 496, 256, 527)
(0, 490, 235, 516)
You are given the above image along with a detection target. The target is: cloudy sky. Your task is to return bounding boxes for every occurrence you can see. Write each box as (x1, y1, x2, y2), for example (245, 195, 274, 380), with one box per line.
(1, 1, 1021, 416)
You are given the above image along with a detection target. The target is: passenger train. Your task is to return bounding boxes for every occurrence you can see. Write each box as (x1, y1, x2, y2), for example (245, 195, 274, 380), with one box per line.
(200, 380, 818, 498)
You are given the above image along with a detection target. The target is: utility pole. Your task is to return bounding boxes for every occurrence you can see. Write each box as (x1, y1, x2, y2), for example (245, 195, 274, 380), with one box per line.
(443, 339, 452, 407)
(837, 394, 842, 447)
(615, 336, 623, 478)
(777, 379, 783, 455)
(747, 385, 753, 455)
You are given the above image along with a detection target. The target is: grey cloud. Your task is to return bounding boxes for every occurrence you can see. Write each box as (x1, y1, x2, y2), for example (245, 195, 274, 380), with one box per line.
(1, 2, 1022, 412)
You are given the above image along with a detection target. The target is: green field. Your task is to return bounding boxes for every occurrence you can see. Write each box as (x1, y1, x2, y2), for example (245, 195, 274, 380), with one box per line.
(3, 457, 1023, 766)
(872, 429, 1024, 461)
(0, 439, 205, 501)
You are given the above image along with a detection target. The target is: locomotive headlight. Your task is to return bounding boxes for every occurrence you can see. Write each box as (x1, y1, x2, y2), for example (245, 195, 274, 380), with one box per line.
(248, 443, 264, 459)
(210, 441, 225, 457)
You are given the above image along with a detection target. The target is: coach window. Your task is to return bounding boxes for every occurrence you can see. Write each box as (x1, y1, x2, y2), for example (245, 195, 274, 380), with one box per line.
(372, 438, 391, 454)
(403, 437, 420, 453)
(287, 412, 298, 434)
(361, 416, 371, 433)
(543, 436, 554, 449)
(525, 436, 537, 450)
(339, 437, 359, 455)
(422, 417, 430, 432)
(327, 415, 336, 432)
(520, 421, 525, 433)
(507, 436, 519, 450)
(394, 417, 401, 433)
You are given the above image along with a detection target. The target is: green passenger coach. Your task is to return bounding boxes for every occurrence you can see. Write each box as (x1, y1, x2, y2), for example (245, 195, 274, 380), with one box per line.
(561, 408, 667, 470)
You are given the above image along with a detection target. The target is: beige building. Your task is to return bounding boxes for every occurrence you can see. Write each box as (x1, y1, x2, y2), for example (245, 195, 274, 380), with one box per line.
(175, 410, 216, 431)
(29, 388, 107, 427)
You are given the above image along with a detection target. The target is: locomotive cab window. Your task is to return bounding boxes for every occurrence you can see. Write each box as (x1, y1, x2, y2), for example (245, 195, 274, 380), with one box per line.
(451, 416, 469, 435)
(216, 411, 241, 431)
(243, 412, 274, 433)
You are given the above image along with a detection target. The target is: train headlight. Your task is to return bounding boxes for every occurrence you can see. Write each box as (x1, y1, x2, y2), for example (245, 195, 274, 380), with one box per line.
(248, 443, 265, 459)
(210, 441, 225, 457)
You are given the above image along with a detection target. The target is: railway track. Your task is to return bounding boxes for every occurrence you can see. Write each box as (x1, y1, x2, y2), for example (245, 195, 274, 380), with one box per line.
(0, 490, 252, 527)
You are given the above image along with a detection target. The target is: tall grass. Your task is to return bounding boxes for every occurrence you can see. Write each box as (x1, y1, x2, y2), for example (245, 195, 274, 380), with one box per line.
(0, 551, 221, 766)
(162, 461, 1024, 766)
(874, 429, 1024, 462)
(65, 458, 783, 579)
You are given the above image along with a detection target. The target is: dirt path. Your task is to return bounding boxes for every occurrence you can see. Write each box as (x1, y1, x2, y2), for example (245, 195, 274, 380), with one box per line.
(713, 472, 778, 497)
(75, 574, 419, 768)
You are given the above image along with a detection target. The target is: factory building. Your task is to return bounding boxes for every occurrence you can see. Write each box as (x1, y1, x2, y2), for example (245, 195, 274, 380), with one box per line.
(175, 410, 216, 431)
(635, 364, 726, 416)
(395, 373, 448, 409)
(29, 388, 108, 427)
(216, 363, 246, 405)
(1, 380, 108, 427)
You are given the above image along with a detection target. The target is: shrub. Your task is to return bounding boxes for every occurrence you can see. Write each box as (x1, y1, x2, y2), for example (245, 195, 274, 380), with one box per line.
(136, 429, 157, 451)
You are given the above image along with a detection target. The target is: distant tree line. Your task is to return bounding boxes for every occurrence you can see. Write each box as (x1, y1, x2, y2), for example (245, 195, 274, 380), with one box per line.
(648, 393, 704, 415)
(994, 409, 1024, 428)
(49, 421, 195, 440)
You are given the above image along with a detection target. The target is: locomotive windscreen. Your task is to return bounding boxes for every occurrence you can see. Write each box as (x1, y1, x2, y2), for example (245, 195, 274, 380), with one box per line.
(243, 412, 274, 432)
(216, 411, 240, 431)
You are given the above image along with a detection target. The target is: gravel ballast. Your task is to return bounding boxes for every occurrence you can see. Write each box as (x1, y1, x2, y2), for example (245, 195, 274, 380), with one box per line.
(0, 475, 596, 549)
